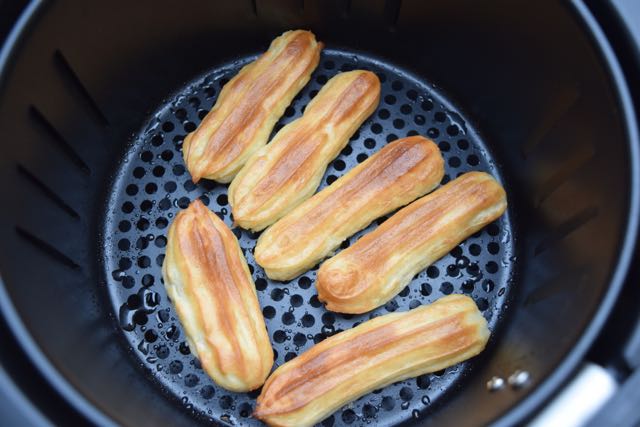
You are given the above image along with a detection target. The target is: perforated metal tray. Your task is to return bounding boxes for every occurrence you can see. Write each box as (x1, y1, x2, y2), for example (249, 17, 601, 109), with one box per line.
(102, 49, 516, 426)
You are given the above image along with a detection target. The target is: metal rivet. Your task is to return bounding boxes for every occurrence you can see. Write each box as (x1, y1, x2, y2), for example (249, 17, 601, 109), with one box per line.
(508, 370, 531, 389)
(486, 376, 505, 391)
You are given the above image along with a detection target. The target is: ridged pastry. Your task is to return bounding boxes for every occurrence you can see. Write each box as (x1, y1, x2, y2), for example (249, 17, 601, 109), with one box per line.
(254, 136, 445, 280)
(228, 70, 381, 231)
(183, 30, 322, 183)
(317, 171, 507, 313)
(254, 294, 489, 427)
(162, 200, 273, 391)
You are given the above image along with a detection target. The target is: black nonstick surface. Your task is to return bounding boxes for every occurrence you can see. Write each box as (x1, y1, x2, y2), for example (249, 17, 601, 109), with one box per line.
(102, 49, 516, 426)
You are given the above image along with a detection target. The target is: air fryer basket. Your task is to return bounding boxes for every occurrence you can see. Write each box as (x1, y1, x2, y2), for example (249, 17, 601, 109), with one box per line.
(0, 1, 638, 427)
(104, 49, 517, 427)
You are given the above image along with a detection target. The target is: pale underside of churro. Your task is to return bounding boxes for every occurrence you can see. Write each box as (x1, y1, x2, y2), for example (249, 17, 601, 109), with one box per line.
(228, 70, 381, 231)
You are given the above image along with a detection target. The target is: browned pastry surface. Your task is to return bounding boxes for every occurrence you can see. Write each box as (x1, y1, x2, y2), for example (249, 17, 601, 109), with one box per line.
(162, 200, 273, 391)
(183, 30, 322, 183)
(254, 136, 444, 280)
(228, 70, 380, 231)
(317, 171, 507, 313)
(254, 294, 489, 427)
